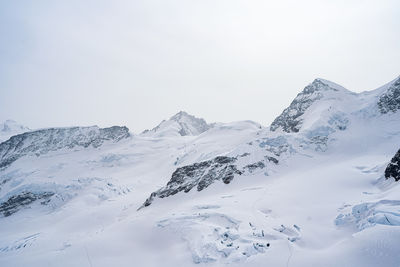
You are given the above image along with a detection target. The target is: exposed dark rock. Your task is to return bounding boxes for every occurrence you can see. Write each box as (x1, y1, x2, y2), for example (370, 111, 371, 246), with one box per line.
(140, 156, 248, 208)
(266, 156, 279, 164)
(0, 192, 54, 217)
(270, 79, 339, 133)
(378, 78, 400, 114)
(140, 153, 279, 209)
(385, 149, 400, 181)
(0, 126, 130, 169)
(244, 161, 265, 173)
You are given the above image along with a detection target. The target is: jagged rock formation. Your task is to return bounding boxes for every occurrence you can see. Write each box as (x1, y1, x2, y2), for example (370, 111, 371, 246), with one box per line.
(142, 111, 212, 136)
(0, 191, 54, 217)
(378, 77, 400, 114)
(140, 156, 242, 208)
(270, 79, 346, 133)
(385, 149, 400, 181)
(0, 126, 129, 169)
(140, 154, 278, 208)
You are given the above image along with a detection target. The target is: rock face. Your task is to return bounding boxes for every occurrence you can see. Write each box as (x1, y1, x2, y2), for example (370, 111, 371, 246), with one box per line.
(385, 149, 400, 181)
(140, 156, 242, 208)
(0, 192, 54, 217)
(270, 79, 344, 133)
(378, 77, 400, 114)
(140, 154, 278, 208)
(142, 111, 212, 136)
(0, 126, 130, 169)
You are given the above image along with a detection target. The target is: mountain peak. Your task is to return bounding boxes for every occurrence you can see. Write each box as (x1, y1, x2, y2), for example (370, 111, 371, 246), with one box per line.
(142, 111, 212, 137)
(270, 78, 351, 133)
(170, 111, 192, 121)
(306, 78, 349, 93)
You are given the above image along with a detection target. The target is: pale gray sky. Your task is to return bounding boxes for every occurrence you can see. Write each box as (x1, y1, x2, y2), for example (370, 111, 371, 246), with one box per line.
(1, 0, 399, 133)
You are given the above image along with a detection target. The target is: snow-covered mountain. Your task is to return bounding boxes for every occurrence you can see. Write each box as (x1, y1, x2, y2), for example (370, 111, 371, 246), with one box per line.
(0, 125, 130, 169)
(1, 77, 400, 267)
(0, 120, 30, 143)
(142, 111, 213, 137)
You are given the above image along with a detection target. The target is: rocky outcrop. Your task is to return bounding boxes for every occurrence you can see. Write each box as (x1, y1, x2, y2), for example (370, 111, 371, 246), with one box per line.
(140, 156, 242, 208)
(0, 126, 130, 169)
(270, 79, 343, 133)
(0, 191, 54, 217)
(385, 149, 400, 181)
(378, 78, 400, 114)
(140, 153, 280, 208)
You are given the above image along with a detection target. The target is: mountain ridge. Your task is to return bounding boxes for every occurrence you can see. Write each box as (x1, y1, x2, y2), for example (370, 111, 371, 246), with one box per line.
(1, 75, 400, 266)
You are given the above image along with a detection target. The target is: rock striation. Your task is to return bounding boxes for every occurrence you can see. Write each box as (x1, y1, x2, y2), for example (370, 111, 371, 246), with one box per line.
(270, 79, 345, 133)
(378, 77, 400, 114)
(0, 126, 129, 169)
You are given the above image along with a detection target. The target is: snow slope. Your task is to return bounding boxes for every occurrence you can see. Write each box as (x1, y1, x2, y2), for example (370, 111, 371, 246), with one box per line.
(1, 77, 400, 267)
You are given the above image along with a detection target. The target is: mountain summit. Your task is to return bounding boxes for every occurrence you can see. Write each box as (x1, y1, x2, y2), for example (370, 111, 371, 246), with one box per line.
(142, 111, 212, 137)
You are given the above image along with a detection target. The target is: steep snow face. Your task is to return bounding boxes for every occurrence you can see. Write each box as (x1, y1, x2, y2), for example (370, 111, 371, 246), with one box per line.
(270, 79, 353, 133)
(377, 77, 400, 114)
(0, 120, 30, 143)
(142, 111, 212, 137)
(0, 126, 130, 169)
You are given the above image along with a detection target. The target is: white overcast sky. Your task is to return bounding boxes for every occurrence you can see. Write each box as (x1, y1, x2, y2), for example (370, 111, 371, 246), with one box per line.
(0, 0, 399, 133)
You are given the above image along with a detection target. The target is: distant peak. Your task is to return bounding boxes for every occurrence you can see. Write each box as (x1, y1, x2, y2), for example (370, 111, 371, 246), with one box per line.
(143, 111, 212, 137)
(170, 111, 191, 121)
(310, 78, 348, 92)
(0, 120, 30, 134)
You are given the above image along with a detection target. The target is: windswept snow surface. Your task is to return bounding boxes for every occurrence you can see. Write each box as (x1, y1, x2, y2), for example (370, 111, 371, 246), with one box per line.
(1, 77, 400, 267)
